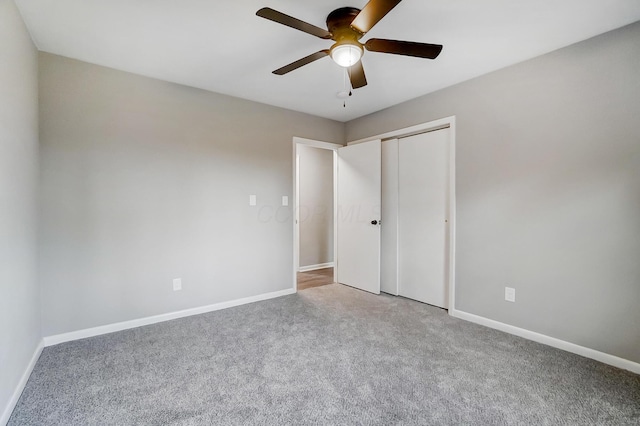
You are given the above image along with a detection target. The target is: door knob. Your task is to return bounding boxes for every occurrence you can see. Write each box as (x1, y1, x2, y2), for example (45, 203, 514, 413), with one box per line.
(371, 220, 378, 225)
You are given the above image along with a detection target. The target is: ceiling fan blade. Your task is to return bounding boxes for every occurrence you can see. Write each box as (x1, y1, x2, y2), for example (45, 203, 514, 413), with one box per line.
(273, 50, 330, 75)
(350, 0, 402, 34)
(365, 38, 443, 59)
(348, 61, 367, 89)
(257, 8, 332, 39)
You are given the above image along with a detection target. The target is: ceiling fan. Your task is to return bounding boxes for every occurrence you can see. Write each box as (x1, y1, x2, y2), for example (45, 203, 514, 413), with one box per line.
(256, 0, 443, 90)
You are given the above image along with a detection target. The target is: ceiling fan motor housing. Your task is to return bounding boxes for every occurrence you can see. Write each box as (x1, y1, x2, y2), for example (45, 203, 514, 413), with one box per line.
(327, 7, 364, 41)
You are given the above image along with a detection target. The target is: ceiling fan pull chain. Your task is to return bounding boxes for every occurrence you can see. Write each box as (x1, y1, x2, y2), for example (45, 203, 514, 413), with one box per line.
(344, 67, 349, 92)
(343, 67, 346, 90)
(342, 68, 349, 108)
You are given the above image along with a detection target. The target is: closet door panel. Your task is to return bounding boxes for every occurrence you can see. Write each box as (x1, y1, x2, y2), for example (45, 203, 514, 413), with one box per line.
(398, 129, 449, 307)
(381, 139, 399, 295)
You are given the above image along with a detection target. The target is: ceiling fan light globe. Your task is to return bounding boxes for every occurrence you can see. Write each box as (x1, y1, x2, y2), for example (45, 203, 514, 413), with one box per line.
(330, 43, 363, 67)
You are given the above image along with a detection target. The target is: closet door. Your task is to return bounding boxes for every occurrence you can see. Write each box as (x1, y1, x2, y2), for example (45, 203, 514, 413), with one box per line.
(337, 140, 382, 295)
(398, 129, 449, 308)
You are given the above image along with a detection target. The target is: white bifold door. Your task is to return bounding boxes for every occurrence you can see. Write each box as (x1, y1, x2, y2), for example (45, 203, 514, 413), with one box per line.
(337, 140, 381, 294)
(382, 129, 450, 308)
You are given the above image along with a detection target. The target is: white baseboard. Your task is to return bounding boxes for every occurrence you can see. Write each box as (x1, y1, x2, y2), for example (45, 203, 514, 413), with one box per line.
(1, 339, 44, 426)
(44, 288, 296, 347)
(298, 262, 334, 273)
(450, 308, 640, 375)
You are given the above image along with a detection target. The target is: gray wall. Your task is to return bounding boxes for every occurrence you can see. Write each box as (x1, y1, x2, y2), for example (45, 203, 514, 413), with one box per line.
(0, 0, 41, 419)
(298, 145, 334, 268)
(346, 22, 640, 363)
(38, 53, 344, 336)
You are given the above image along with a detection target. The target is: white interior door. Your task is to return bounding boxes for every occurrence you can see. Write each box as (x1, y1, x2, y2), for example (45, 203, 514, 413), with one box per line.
(337, 140, 381, 294)
(398, 129, 449, 307)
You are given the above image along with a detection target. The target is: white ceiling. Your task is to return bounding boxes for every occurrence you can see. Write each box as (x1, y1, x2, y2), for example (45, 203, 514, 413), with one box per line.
(15, 0, 640, 122)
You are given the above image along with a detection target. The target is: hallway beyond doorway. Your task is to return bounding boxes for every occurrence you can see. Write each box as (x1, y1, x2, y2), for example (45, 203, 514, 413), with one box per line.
(297, 267, 334, 291)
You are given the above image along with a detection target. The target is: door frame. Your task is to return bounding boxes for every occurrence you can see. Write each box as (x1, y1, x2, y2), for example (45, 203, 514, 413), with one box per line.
(347, 116, 457, 312)
(292, 137, 341, 292)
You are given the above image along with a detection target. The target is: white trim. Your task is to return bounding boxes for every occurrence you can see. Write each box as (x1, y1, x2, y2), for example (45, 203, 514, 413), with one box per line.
(447, 117, 457, 312)
(1, 339, 44, 425)
(348, 116, 455, 145)
(293, 137, 341, 292)
(298, 262, 335, 273)
(393, 138, 400, 296)
(450, 309, 640, 374)
(332, 150, 338, 285)
(294, 146, 300, 287)
(293, 137, 342, 150)
(348, 116, 457, 311)
(44, 289, 295, 347)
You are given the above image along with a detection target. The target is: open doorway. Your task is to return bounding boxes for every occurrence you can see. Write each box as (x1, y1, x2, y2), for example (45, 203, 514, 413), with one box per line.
(293, 138, 340, 291)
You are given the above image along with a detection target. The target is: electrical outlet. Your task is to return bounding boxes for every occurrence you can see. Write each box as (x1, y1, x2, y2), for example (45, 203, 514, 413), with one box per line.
(173, 278, 182, 291)
(505, 287, 515, 302)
